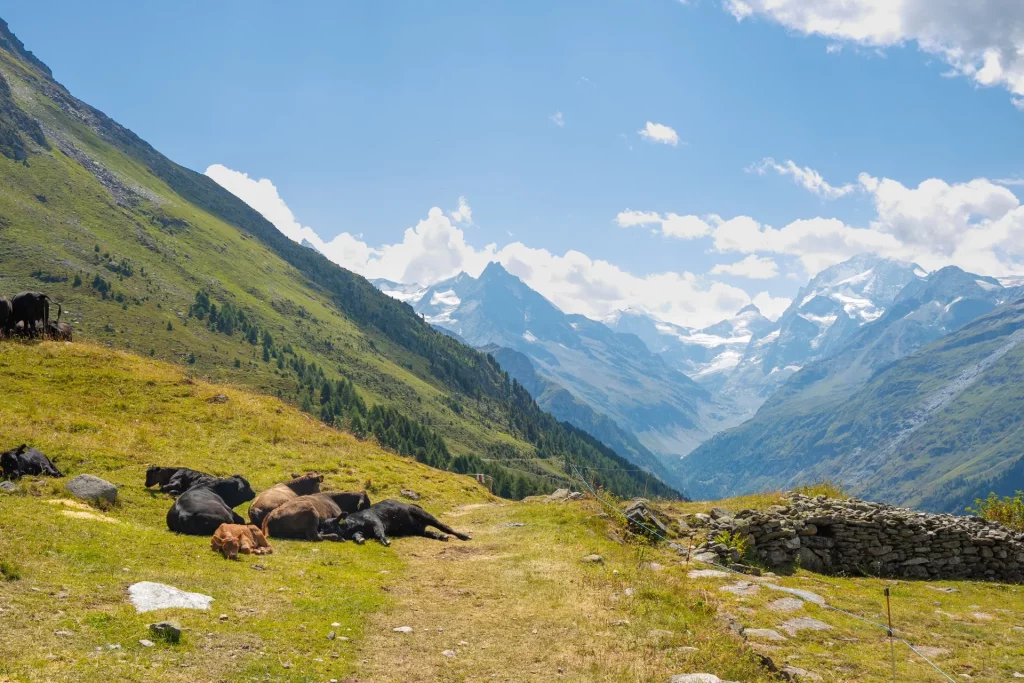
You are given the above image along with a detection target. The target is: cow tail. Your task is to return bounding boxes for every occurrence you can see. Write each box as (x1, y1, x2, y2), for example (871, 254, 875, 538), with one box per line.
(55, 303, 62, 322)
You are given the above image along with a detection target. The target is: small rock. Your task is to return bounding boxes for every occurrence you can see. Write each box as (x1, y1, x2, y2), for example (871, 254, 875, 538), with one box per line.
(615, 619, 631, 626)
(926, 586, 959, 594)
(442, 650, 456, 658)
(971, 612, 995, 621)
(393, 626, 413, 634)
(65, 474, 118, 504)
(207, 394, 229, 404)
(338, 636, 350, 642)
(623, 587, 634, 597)
(0, 481, 18, 493)
(139, 639, 154, 648)
(780, 617, 832, 637)
(458, 640, 469, 646)
(768, 598, 804, 613)
(581, 554, 604, 564)
(400, 489, 420, 501)
(710, 507, 734, 521)
(105, 644, 121, 650)
(149, 621, 182, 644)
(648, 629, 674, 638)
(1012, 672, 1024, 678)
(914, 646, 948, 658)
(669, 675, 737, 683)
(129, 582, 213, 613)
(781, 665, 822, 681)
(250, 564, 266, 571)
(54, 630, 73, 637)
(505, 522, 526, 528)
(720, 581, 760, 596)
(743, 628, 786, 641)
(218, 613, 228, 621)
(677, 646, 699, 653)
(688, 569, 731, 579)
(327, 631, 336, 640)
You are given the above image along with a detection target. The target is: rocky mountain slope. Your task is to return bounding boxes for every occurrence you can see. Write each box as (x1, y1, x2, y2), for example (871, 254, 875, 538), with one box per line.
(681, 289, 1024, 511)
(376, 263, 747, 484)
(0, 17, 672, 500)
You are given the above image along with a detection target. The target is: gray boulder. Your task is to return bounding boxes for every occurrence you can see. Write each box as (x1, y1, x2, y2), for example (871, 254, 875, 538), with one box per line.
(65, 474, 118, 504)
(0, 481, 18, 493)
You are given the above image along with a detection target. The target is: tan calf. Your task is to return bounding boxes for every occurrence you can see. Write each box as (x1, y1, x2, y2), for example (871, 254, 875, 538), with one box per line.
(211, 523, 273, 560)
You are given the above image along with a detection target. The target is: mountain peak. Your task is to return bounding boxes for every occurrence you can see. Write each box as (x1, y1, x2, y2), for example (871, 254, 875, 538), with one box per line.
(736, 303, 762, 316)
(0, 19, 52, 78)
(480, 261, 512, 278)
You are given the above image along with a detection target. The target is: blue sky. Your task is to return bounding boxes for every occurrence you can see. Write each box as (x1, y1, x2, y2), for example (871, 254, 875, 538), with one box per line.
(6, 0, 1024, 326)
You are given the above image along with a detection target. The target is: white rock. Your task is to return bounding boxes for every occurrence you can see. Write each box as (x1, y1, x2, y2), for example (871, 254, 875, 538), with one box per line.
(393, 626, 413, 634)
(128, 581, 213, 613)
(139, 639, 154, 647)
(669, 675, 738, 683)
(442, 650, 456, 658)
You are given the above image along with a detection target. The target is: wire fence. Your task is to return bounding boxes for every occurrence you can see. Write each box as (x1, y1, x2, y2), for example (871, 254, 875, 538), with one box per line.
(568, 464, 958, 683)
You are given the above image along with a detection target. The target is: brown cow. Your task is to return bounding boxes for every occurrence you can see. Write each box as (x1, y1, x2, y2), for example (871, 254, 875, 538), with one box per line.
(45, 320, 72, 341)
(248, 473, 324, 527)
(211, 523, 273, 560)
(261, 491, 370, 541)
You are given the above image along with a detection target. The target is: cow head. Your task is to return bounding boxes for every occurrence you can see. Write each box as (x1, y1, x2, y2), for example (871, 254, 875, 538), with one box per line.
(285, 472, 324, 495)
(213, 475, 256, 508)
(0, 445, 27, 479)
(145, 465, 167, 488)
(321, 513, 366, 543)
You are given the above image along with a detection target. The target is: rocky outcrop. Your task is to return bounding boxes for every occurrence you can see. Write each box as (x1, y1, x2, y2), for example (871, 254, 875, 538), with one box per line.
(695, 494, 1024, 583)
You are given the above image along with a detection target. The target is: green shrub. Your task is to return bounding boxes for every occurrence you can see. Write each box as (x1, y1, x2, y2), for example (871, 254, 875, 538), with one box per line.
(713, 530, 750, 558)
(968, 491, 1024, 531)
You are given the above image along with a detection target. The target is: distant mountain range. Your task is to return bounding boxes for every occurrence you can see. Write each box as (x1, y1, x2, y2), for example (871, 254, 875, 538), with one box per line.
(376, 263, 746, 488)
(375, 255, 1024, 508)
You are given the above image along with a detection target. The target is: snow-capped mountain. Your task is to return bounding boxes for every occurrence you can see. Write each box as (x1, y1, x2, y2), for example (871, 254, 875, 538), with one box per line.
(368, 278, 428, 304)
(372, 263, 747, 485)
(606, 305, 775, 393)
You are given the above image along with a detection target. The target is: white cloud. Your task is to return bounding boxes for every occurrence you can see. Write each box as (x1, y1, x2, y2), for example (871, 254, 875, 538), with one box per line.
(1013, 97, 1024, 111)
(638, 121, 680, 146)
(550, 111, 565, 127)
(207, 164, 771, 328)
(634, 170, 1024, 277)
(723, 0, 1024, 101)
(617, 209, 711, 239)
(750, 157, 855, 199)
(450, 196, 473, 224)
(752, 292, 792, 320)
(710, 255, 780, 279)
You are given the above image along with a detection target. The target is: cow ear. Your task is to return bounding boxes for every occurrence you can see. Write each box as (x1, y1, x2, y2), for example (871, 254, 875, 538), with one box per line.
(16, 445, 27, 455)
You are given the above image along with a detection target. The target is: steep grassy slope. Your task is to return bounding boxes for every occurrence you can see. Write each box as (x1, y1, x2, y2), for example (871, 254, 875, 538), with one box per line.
(0, 18, 673, 500)
(682, 298, 1024, 511)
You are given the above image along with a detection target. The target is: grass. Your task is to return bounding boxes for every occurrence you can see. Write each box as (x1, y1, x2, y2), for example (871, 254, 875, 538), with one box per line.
(1, 343, 1021, 682)
(792, 480, 848, 500)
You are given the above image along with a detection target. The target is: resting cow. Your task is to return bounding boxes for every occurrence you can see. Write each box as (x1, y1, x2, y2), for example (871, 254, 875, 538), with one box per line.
(46, 321, 72, 341)
(1, 444, 63, 479)
(10, 292, 57, 338)
(261, 490, 371, 541)
(166, 476, 255, 536)
(0, 296, 11, 338)
(211, 523, 273, 560)
(145, 466, 216, 495)
(322, 499, 471, 546)
(248, 472, 324, 527)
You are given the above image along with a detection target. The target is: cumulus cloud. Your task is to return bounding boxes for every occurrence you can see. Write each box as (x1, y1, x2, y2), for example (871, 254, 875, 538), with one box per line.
(752, 292, 792, 320)
(550, 111, 565, 127)
(710, 255, 780, 279)
(206, 164, 772, 328)
(449, 196, 473, 224)
(617, 210, 711, 239)
(723, 0, 1024, 101)
(629, 171, 1024, 277)
(638, 121, 680, 146)
(749, 157, 856, 199)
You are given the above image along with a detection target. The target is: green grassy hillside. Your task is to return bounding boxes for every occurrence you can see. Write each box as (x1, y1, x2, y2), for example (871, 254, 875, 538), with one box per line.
(682, 298, 1024, 511)
(0, 18, 673, 501)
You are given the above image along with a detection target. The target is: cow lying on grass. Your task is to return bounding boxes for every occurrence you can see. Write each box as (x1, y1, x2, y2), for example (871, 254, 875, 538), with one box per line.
(248, 473, 324, 527)
(211, 523, 273, 560)
(321, 499, 471, 546)
(146, 466, 215, 495)
(167, 476, 255, 536)
(1, 444, 63, 479)
(261, 491, 371, 541)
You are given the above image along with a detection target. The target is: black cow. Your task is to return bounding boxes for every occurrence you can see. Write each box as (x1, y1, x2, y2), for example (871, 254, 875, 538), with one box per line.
(166, 476, 256, 536)
(145, 466, 216, 495)
(0, 296, 11, 338)
(1, 444, 63, 479)
(321, 499, 471, 546)
(10, 292, 55, 338)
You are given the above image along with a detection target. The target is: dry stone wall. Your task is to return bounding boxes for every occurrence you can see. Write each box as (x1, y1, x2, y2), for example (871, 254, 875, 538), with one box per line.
(693, 493, 1024, 583)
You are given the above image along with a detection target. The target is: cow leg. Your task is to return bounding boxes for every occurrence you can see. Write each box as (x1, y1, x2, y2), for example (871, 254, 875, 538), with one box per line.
(370, 519, 390, 546)
(422, 529, 450, 542)
(230, 511, 245, 525)
(413, 509, 471, 541)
